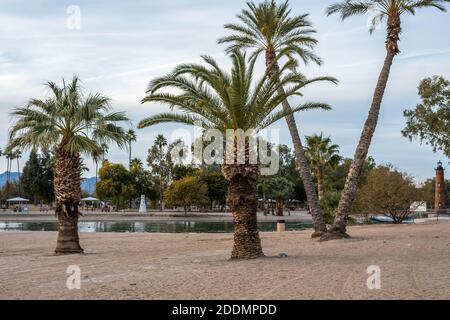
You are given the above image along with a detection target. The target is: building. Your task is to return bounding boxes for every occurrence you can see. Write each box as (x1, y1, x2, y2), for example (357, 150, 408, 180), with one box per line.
(435, 161, 447, 215)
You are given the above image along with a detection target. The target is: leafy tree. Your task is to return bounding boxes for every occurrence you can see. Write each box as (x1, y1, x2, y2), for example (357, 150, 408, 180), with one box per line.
(354, 166, 419, 224)
(219, 0, 337, 237)
(20, 151, 55, 203)
(305, 133, 341, 201)
(325, 0, 449, 239)
(324, 156, 376, 193)
(7, 76, 129, 254)
(402, 76, 450, 157)
(164, 176, 209, 215)
(173, 164, 200, 181)
(129, 159, 158, 202)
(139, 51, 327, 259)
(96, 161, 133, 210)
(147, 134, 178, 211)
(202, 171, 228, 210)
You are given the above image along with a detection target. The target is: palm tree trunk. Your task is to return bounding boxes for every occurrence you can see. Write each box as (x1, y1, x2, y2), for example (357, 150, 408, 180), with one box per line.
(325, 17, 400, 239)
(54, 143, 83, 255)
(317, 165, 324, 202)
(6, 158, 9, 184)
(159, 176, 164, 211)
(223, 163, 264, 259)
(265, 48, 327, 236)
(16, 157, 20, 196)
(129, 141, 132, 169)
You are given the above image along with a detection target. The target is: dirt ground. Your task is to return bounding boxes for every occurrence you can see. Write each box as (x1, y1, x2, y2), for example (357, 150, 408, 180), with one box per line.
(1, 221, 449, 300)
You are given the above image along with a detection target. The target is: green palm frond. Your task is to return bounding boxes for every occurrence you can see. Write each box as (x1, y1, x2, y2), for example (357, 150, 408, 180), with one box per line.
(327, 0, 449, 30)
(305, 133, 342, 168)
(6, 76, 129, 157)
(218, 0, 322, 67)
(140, 50, 332, 135)
(138, 113, 211, 129)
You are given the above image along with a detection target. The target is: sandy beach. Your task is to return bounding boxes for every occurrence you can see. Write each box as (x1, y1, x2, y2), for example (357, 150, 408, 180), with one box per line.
(1, 221, 449, 300)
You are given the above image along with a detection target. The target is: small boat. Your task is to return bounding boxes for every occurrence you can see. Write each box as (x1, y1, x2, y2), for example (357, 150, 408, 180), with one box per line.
(370, 215, 394, 223)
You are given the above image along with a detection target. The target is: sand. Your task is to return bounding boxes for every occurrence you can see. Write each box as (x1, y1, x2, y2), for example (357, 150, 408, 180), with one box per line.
(1, 221, 450, 300)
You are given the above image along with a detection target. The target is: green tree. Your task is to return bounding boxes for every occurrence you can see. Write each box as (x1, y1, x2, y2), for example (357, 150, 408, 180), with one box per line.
(7, 76, 129, 254)
(203, 171, 228, 210)
(96, 161, 133, 210)
(325, 0, 449, 239)
(173, 164, 200, 181)
(402, 76, 450, 156)
(164, 176, 209, 215)
(129, 158, 158, 202)
(218, 0, 337, 237)
(147, 134, 178, 211)
(305, 133, 341, 201)
(354, 166, 419, 224)
(20, 151, 55, 203)
(138, 51, 329, 259)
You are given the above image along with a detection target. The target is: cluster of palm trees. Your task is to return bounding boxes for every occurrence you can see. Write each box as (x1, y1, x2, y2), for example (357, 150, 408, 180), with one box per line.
(5, 0, 449, 258)
(0, 149, 22, 196)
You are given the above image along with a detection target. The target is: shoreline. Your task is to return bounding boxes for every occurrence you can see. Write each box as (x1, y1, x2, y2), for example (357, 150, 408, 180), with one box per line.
(0, 211, 312, 223)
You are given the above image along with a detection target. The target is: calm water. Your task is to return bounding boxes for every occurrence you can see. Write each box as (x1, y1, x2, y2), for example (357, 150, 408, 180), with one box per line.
(0, 221, 312, 233)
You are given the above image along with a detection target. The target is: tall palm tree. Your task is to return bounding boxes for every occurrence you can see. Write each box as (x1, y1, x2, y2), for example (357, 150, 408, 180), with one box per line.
(218, 0, 337, 236)
(305, 133, 341, 201)
(138, 51, 331, 259)
(14, 150, 22, 195)
(325, 0, 449, 239)
(6, 76, 129, 254)
(5, 151, 14, 198)
(126, 129, 137, 168)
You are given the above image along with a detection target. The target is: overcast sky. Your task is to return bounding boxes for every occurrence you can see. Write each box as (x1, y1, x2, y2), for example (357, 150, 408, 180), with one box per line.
(1, 0, 449, 182)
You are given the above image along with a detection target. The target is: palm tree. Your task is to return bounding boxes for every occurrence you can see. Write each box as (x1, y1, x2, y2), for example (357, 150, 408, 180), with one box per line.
(218, 0, 337, 236)
(5, 151, 14, 198)
(138, 51, 331, 259)
(6, 76, 129, 254)
(325, 0, 449, 239)
(14, 150, 22, 196)
(305, 133, 341, 201)
(126, 129, 137, 168)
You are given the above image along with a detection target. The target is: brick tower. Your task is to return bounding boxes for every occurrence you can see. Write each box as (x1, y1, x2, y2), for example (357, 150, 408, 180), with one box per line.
(435, 161, 446, 215)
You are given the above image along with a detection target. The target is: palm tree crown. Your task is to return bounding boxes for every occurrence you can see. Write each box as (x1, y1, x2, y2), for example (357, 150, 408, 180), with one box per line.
(327, 0, 449, 53)
(305, 133, 341, 169)
(138, 50, 330, 134)
(218, 0, 322, 65)
(7, 76, 129, 155)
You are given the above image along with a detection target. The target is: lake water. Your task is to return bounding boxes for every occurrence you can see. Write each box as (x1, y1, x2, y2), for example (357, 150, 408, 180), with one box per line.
(0, 221, 312, 233)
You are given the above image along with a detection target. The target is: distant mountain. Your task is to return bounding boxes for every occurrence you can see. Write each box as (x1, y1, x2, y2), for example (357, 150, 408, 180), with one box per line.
(0, 172, 20, 188)
(0, 171, 96, 194)
(81, 177, 97, 194)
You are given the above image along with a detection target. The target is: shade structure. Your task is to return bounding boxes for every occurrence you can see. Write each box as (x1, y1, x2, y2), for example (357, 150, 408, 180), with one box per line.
(81, 197, 100, 201)
(6, 197, 30, 202)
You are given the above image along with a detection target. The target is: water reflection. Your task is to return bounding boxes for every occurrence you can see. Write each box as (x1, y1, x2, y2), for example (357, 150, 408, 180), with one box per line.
(0, 221, 312, 233)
